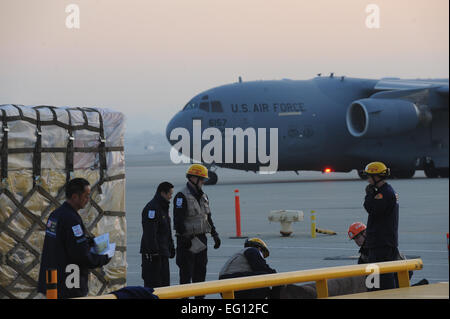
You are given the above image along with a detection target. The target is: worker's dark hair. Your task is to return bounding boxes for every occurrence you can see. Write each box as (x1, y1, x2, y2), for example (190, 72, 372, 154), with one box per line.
(65, 178, 90, 199)
(157, 181, 174, 194)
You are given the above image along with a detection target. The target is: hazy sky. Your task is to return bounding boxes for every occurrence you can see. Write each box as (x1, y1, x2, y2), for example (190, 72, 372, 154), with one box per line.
(0, 0, 448, 134)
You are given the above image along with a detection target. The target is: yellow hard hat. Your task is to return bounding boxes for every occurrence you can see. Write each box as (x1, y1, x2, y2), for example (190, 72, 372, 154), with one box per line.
(364, 161, 390, 177)
(245, 238, 270, 258)
(186, 164, 208, 179)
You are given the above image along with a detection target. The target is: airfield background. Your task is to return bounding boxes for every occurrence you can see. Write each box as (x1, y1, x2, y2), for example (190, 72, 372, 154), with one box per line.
(126, 154, 449, 298)
(0, 0, 448, 299)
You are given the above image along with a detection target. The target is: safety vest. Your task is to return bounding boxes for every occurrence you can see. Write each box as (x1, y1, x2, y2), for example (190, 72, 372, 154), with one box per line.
(181, 186, 212, 236)
(219, 248, 253, 277)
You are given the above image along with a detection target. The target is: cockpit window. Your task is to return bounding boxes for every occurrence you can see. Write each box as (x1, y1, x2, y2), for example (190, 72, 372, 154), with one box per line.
(211, 101, 223, 112)
(201, 95, 209, 100)
(183, 99, 223, 112)
(199, 102, 210, 112)
(183, 102, 197, 110)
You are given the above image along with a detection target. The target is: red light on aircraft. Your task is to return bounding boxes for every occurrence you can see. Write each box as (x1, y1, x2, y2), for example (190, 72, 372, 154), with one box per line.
(323, 168, 333, 173)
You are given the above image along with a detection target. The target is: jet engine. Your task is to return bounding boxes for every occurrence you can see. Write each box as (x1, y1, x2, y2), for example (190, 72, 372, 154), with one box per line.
(346, 98, 423, 138)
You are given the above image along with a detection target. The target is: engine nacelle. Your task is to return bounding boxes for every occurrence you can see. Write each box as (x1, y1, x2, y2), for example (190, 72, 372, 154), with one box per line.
(346, 98, 420, 138)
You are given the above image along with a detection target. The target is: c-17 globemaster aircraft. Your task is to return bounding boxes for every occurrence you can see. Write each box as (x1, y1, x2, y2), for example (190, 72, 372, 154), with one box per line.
(166, 74, 448, 185)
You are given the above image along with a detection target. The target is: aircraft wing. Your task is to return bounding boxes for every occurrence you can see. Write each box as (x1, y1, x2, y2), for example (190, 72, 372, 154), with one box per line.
(436, 85, 449, 96)
(375, 78, 448, 93)
(373, 79, 448, 109)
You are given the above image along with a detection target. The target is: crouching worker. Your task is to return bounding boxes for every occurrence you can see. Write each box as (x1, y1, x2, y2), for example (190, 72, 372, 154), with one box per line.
(347, 222, 370, 264)
(218, 238, 281, 299)
(347, 222, 428, 287)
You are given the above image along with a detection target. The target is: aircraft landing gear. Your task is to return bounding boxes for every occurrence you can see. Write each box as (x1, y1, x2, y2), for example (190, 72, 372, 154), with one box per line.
(205, 171, 218, 185)
(357, 170, 368, 180)
(425, 167, 449, 178)
(357, 168, 416, 179)
(204, 164, 218, 185)
(390, 169, 416, 179)
(423, 158, 441, 178)
(437, 168, 449, 178)
(422, 158, 448, 178)
(424, 166, 439, 178)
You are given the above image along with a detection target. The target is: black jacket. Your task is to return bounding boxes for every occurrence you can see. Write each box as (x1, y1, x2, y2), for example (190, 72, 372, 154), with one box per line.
(173, 182, 218, 237)
(140, 192, 175, 257)
(38, 202, 109, 298)
(243, 247, 276, 274)
(364, 183, 399, 248)
(358, 243, 370, 264)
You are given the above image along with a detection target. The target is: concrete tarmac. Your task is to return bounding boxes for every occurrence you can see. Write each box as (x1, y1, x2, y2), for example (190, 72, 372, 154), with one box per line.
(125, 155, 449, 297)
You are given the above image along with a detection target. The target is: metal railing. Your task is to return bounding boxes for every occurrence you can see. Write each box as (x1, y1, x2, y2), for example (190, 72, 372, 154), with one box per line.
(77, 258, 423, 299)
(154, 259, 422, 299)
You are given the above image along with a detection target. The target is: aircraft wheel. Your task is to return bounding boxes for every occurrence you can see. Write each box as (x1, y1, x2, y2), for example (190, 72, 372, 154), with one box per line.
(205, 171, 218, 185)
(437, 168, 449, 178)
(357, 170, 368, 180)
(391, 169, 415, 179)
(424, 167, 439, 178)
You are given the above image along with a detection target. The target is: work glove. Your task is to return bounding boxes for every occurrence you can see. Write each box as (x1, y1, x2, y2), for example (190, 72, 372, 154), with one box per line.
(212, 234, 221, 249)
(86, 235, 95, 247)
(144, 253, 159, 262)
(169, 242, 176, 259)
(365, 184, 376, 196)
(180, 236, 192, 249)
(104, 255, 112, 265)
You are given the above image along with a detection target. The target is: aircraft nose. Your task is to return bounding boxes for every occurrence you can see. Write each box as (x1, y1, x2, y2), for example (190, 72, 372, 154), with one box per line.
(166, 111, 184, 145)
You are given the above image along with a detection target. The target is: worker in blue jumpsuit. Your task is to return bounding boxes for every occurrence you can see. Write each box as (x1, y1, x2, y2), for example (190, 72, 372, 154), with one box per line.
(218, 238, 281, 299)
(362, 162, 399, 290)
(140, 181, 176, 288)
(38, 178, 111, 298)
(173, 164, 221, 298)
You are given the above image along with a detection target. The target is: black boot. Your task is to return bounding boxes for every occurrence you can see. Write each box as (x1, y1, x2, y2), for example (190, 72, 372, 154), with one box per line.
(412, 279, 429, 286)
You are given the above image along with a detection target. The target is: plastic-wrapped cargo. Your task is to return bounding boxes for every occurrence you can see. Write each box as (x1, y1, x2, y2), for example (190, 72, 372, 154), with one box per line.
(0, 104, 126, 299)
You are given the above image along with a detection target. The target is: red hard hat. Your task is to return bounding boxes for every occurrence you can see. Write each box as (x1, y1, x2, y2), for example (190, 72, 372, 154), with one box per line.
(348, 222, 366, 240)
